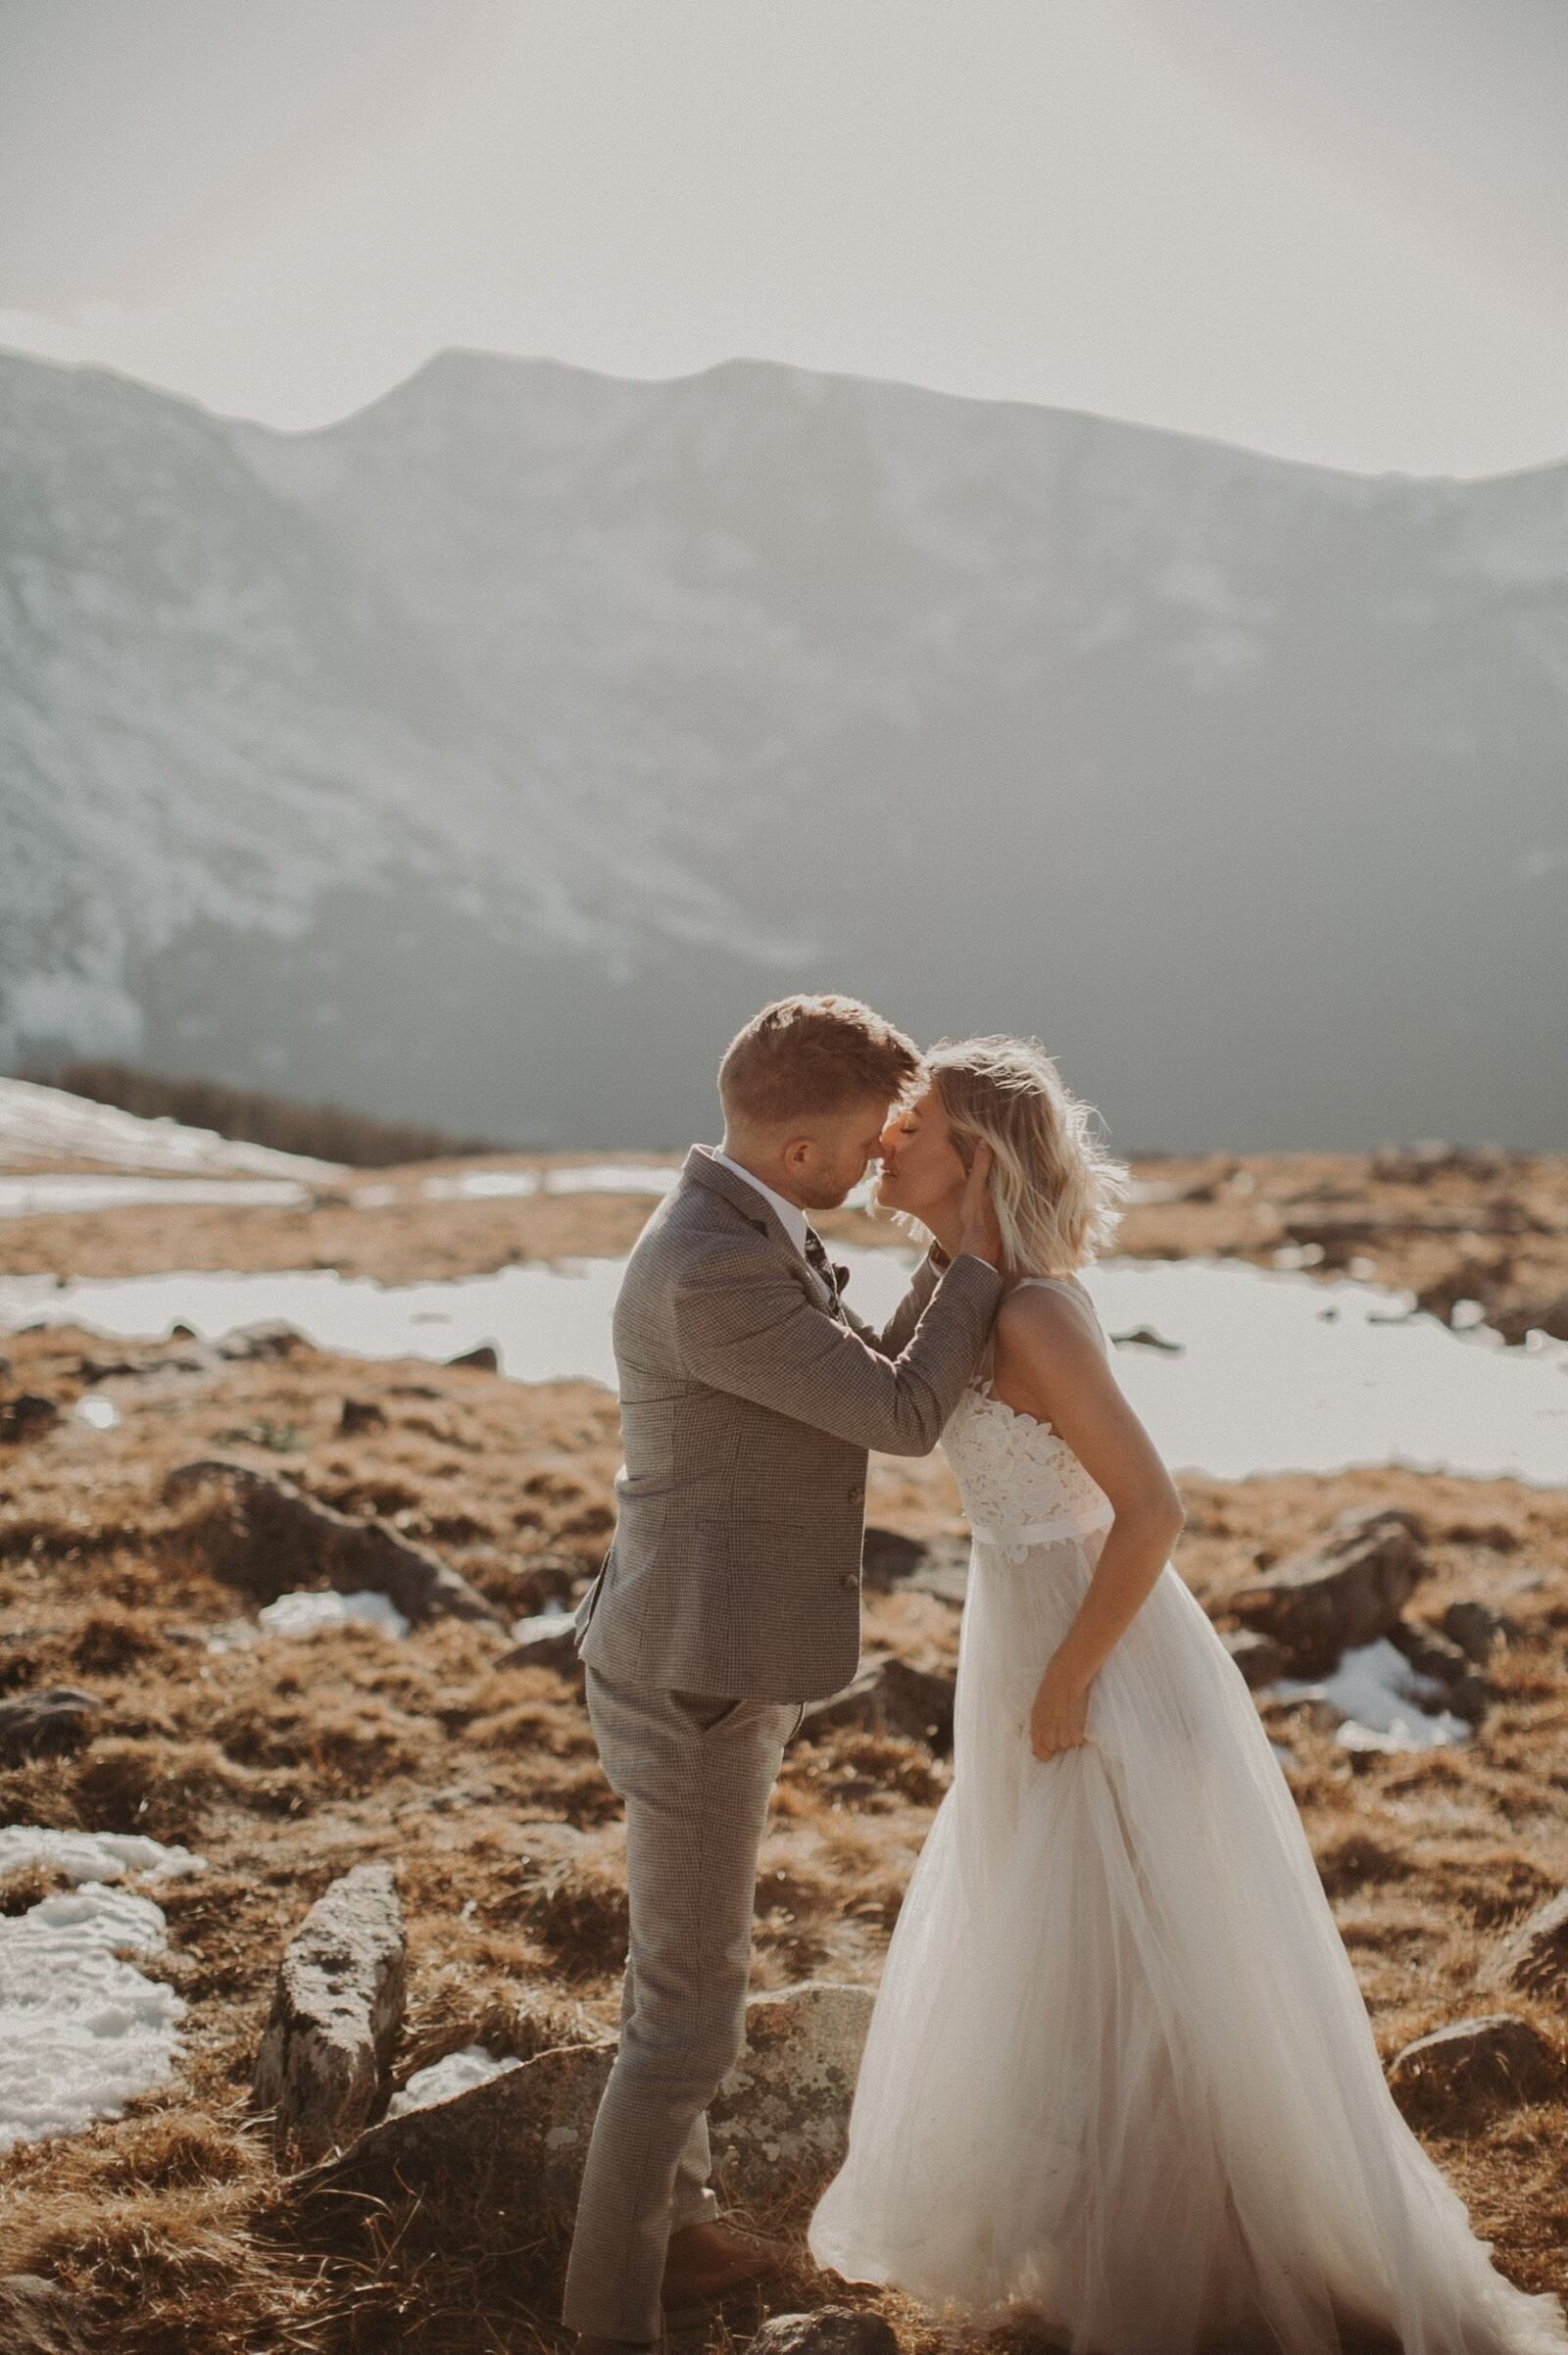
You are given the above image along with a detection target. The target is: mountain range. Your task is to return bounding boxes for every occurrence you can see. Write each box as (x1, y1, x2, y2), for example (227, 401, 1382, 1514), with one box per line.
(2, 344, 1564, 1148)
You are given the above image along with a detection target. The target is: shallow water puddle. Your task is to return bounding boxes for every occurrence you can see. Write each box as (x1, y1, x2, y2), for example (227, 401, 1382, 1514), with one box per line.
(423, 1162, 678, 1202)
(0, 1172, 312, 1215)
(3, 1252, 1565, 1485)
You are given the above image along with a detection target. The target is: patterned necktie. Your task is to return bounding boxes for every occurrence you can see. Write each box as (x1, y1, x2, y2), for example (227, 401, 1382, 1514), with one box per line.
(803, 1226, 846, 1314)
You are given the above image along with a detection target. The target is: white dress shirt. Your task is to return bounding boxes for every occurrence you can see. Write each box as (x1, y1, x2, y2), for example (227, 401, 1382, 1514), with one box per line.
(710, 1148, 812, 1261)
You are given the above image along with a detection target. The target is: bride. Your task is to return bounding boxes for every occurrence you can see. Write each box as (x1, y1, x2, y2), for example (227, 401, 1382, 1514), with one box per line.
(807, 1037, 1566, 2355)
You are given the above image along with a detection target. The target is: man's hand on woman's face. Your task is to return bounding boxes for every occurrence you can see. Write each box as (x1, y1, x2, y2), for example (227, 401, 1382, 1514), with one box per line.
(957, 1139, 1002, 1266)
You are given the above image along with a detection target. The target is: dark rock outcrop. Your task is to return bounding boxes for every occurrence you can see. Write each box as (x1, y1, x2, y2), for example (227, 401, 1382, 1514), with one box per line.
(802, 1658, 956, 1753)
(1442, 1599, 1508, 1665)
(165, 1458, 503, 1626)
(498, 1615, 582, 1678)
(337, 1398, 387, 1434)
(0, 1686, 99, 1764)
(1388, 2014, 1568, 2128)
(0, 1395, 61, 1445)
(1218, 1628, 1286, 1692)
(1230, 1510, 1429, 1677)
(0, 2276, 94, 2355)
(1387, 1622, 1489, 1725)
(1493, 1293, 1568, 1347)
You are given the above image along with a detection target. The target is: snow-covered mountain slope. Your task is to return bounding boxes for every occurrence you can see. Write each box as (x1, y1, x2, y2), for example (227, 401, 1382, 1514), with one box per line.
(2, 345, 1564, 1147)
(0, 1077, 339, 1178)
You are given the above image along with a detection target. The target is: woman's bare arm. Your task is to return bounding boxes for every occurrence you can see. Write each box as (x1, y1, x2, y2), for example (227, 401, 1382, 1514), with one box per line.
(989, 1286, 1185, 1759)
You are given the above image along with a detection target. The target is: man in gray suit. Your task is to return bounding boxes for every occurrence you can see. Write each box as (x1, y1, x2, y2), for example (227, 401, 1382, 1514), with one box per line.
(564, 995, 1004, 2350)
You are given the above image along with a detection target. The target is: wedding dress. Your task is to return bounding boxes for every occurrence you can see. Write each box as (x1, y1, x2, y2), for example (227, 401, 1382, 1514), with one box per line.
(808, 1277, 1566, 2354)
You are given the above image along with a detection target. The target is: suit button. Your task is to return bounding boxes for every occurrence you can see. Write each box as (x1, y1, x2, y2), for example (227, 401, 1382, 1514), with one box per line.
(847, 1485, 863, 1502)
(839, 1571, 858, 1592)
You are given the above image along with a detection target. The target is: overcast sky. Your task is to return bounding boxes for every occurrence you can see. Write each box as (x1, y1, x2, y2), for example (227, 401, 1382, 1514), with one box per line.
(1, 0, 1564, 477)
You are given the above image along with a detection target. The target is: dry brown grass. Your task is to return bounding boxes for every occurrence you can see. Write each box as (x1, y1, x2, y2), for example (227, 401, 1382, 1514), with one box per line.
(1, 1307, 1566, 2346)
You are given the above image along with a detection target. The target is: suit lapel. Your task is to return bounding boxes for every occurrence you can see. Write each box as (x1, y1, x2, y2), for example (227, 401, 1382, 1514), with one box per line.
(682, 1147, 839, 1309)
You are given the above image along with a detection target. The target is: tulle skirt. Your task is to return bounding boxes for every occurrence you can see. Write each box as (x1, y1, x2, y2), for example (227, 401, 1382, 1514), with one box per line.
(808, 1529, 1566, 2355)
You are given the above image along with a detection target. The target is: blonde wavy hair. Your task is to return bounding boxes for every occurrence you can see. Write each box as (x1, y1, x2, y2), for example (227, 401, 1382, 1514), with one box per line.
(891, 1036, 1131, 1277)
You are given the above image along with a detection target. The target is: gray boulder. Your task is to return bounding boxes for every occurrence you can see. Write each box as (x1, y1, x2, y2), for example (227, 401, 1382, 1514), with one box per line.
(165, 1458, 504, 1627)
(253, 1863, 408, 2164)
(0, 2276, 93, 2355)
(1230, 1510, 1429, 1677)
(0, 1686, 98, 1764)
(292, 1981, 873, 2247)
(708, 1984, 875, 2194)
(1388, 2014, 1568, 2128)
(751, 2312, 900, 2355)
(1479, 1889, 1568, 2004)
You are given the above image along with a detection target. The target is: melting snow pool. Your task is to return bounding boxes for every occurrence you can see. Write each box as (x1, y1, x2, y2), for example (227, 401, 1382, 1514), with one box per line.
(0, 1172, 313, 1216)
(3, 1251, 1564, 1486)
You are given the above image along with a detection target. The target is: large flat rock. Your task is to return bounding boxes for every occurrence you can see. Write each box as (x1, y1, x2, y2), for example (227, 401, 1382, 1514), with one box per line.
(291, 1981, 873, 2256)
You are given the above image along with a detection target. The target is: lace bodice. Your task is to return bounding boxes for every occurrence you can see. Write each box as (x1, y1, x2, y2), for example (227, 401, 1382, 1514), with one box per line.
(941, 1279, 1115, 1562)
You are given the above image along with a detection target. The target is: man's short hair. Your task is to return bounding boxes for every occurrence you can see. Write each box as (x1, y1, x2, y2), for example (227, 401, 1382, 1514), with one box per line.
(718, 995, 921, 1128)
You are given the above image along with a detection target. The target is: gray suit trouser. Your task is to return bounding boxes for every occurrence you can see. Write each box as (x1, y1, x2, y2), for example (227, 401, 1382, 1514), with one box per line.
(562, 1665, 806, 2341)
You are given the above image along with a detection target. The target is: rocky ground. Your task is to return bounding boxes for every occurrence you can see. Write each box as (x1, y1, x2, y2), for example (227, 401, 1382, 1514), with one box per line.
(0, 1152, 1566, 2354)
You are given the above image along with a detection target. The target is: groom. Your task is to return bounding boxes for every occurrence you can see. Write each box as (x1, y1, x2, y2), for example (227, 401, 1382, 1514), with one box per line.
(564, 994, 1004, 2350)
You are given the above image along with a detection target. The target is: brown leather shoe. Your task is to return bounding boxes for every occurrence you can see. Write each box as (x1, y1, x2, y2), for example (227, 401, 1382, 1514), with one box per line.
(661, 2219, 793, 2317)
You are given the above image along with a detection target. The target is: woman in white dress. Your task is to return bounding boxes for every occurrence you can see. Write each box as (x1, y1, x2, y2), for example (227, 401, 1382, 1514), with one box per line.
(808, 1037, 1566, 2355)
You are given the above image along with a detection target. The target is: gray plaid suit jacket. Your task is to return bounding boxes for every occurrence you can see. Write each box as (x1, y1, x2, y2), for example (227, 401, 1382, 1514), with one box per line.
(574, 1144, 1002, 1700)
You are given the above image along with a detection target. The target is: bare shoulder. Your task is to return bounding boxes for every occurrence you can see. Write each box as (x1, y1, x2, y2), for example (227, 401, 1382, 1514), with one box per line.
(996, 1279, 1101, 1355)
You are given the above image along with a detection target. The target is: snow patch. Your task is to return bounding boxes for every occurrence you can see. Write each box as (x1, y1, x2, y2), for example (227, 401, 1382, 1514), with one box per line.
(387, 2045, 523, 2117)
(0, 1828, 207, 2153)
(0, 1077, 341, 1180)
(257, 1589, 411, 1640)
(1274, 1638, 1470, 1753)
